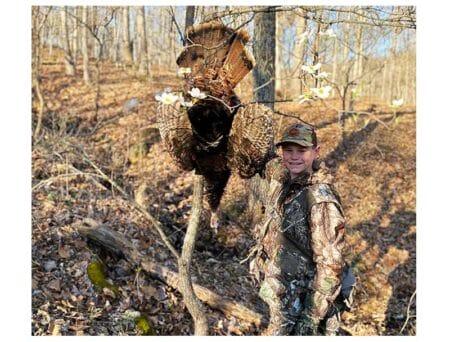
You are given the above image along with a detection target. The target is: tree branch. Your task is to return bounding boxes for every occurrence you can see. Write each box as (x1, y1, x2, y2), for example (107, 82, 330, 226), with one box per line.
(400, 290, 416, 334)
(177, 175, 209, 335)
(74, 218, 265, 327)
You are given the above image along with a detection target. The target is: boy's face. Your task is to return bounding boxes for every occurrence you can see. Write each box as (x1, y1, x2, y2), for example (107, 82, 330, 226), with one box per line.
(281, 143, 320, 178)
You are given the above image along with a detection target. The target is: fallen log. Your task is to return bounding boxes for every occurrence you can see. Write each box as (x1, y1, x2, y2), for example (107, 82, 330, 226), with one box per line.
(74, 218, 265, 327)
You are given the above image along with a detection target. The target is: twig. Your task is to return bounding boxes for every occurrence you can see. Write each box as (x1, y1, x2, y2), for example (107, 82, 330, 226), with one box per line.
(399, 290, 416, 334)
(253, 77, 274, 94)
(272, 110, 300, 120)
(234, 12, 257, 32)
(338, 110, 391, 129)
(373, 144, 385, 159)
(32, 172, 104, 192)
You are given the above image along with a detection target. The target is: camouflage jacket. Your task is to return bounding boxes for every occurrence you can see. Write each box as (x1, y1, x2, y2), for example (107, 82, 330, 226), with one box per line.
(252, 157, 346, 321)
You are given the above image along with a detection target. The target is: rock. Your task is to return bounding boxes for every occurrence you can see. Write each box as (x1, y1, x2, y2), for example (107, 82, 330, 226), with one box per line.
(70, 285, 81, 296)
(44, 260, 57, 272)
(114, 267, 129, 277)
(155, 286, 167, 301)
(73, 268, 84, 278)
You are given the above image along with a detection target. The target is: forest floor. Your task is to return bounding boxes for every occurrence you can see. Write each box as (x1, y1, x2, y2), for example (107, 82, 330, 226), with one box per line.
(32, 51, 416, 336)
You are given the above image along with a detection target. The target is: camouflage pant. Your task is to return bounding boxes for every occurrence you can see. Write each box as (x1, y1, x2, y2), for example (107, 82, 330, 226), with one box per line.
(257, 248, 341, 336)
(259, 275, 341, 335)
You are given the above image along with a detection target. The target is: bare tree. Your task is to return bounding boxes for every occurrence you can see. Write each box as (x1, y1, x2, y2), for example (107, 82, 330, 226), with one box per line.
(61, 6, 76, 75)
(72, 6, 79, 61)
(137, 6, 150, 78)
(294, 9, 308, 95)
(311, 10, 322, 88)
(81, 6, 90, 84)
(121, 6, 133, 66)
(185, 6, 195, 32)
(275, 10, 283, 98)
(32, 6, 52, 140)
(253, 6, 276, 110)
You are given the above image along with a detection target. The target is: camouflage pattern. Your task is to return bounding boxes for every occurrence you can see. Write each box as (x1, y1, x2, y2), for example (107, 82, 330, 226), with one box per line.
(250, 158, 346, 335)
(275, 122, 317, 147)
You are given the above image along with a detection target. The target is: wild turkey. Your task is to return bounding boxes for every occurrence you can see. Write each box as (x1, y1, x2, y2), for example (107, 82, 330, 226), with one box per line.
(157, 22, 275, 229)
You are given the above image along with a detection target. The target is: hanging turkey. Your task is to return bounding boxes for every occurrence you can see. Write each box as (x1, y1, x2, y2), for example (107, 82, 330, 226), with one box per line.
(157, 22, 274, 230)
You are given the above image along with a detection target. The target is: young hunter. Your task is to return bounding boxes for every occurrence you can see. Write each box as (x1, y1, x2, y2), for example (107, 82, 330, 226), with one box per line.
(249, 122, 355, 335)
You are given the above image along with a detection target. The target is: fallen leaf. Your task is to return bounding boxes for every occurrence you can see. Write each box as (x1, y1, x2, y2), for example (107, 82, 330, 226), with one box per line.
(48, 279, 61, 292)
(58, 244, 71, 258)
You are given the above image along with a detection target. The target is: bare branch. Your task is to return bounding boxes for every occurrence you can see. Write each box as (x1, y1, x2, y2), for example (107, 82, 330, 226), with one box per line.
(168, 6, 185, 44)
(400, 290, 416, 334)
(177, 175, 209, 335)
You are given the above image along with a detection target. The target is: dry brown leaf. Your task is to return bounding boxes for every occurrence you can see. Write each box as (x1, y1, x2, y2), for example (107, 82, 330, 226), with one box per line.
(47, 279, 61, 292)
(58, 244, 71, 258)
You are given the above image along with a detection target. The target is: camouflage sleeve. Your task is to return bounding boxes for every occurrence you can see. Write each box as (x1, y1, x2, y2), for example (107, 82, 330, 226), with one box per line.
(308, 202, 345, 320)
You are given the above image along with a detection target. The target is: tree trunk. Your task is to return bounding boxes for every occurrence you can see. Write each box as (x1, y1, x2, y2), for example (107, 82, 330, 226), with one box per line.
(47, 12, 53, 55)
(121, 6, 133, 66)
(74, 218, 265, 327)
(137, 6, 150, 78)
(381, 60, 388, 101)
(294, 10, 307, 95)
(356, 25, 365, 80)
(112, 11, 121, 66)
(72, 6, 79, 61)
(275, 11, 283, 100)
(342, 12, 350, 73)
(312, 10, 322, 88)
(32, 7, 46, 140)
(178, 175, 209, 335)
(81, 6, 90, 85)
(185, 6, 195, 35)
(61, 6, 76, 76)
(253, 6, 276, 111)
(331, 12, 340, 97)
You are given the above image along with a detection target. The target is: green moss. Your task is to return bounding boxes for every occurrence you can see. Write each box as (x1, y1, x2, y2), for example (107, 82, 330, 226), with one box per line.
(87, 260, 119, 298)
(135, 315, 155, 335)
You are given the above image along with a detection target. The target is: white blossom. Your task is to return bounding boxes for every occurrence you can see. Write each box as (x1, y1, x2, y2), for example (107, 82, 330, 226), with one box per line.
(391, 98, 404, 108)
(316, 71, 329, 79)
(179, 97, 194, 107)
(319, 28, 336, 38)
(188, 87, 207, 99)
(311, 85, 332, 99)
(177, 67, 192, 75)
(301, 63, 322, 74)
(155, 91, 179, 105)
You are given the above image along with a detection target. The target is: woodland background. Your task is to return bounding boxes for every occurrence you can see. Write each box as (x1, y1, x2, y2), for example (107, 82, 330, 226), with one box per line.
(31, 5, 416, 336)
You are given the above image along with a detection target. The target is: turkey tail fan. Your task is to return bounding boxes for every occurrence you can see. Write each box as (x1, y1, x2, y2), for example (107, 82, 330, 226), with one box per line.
(219, 30, 255, 90)
(176, 22, 235, 78)
(227, 103, 275, 179)
(156, 102, 195, 171)
(176, 22, 254, 95)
